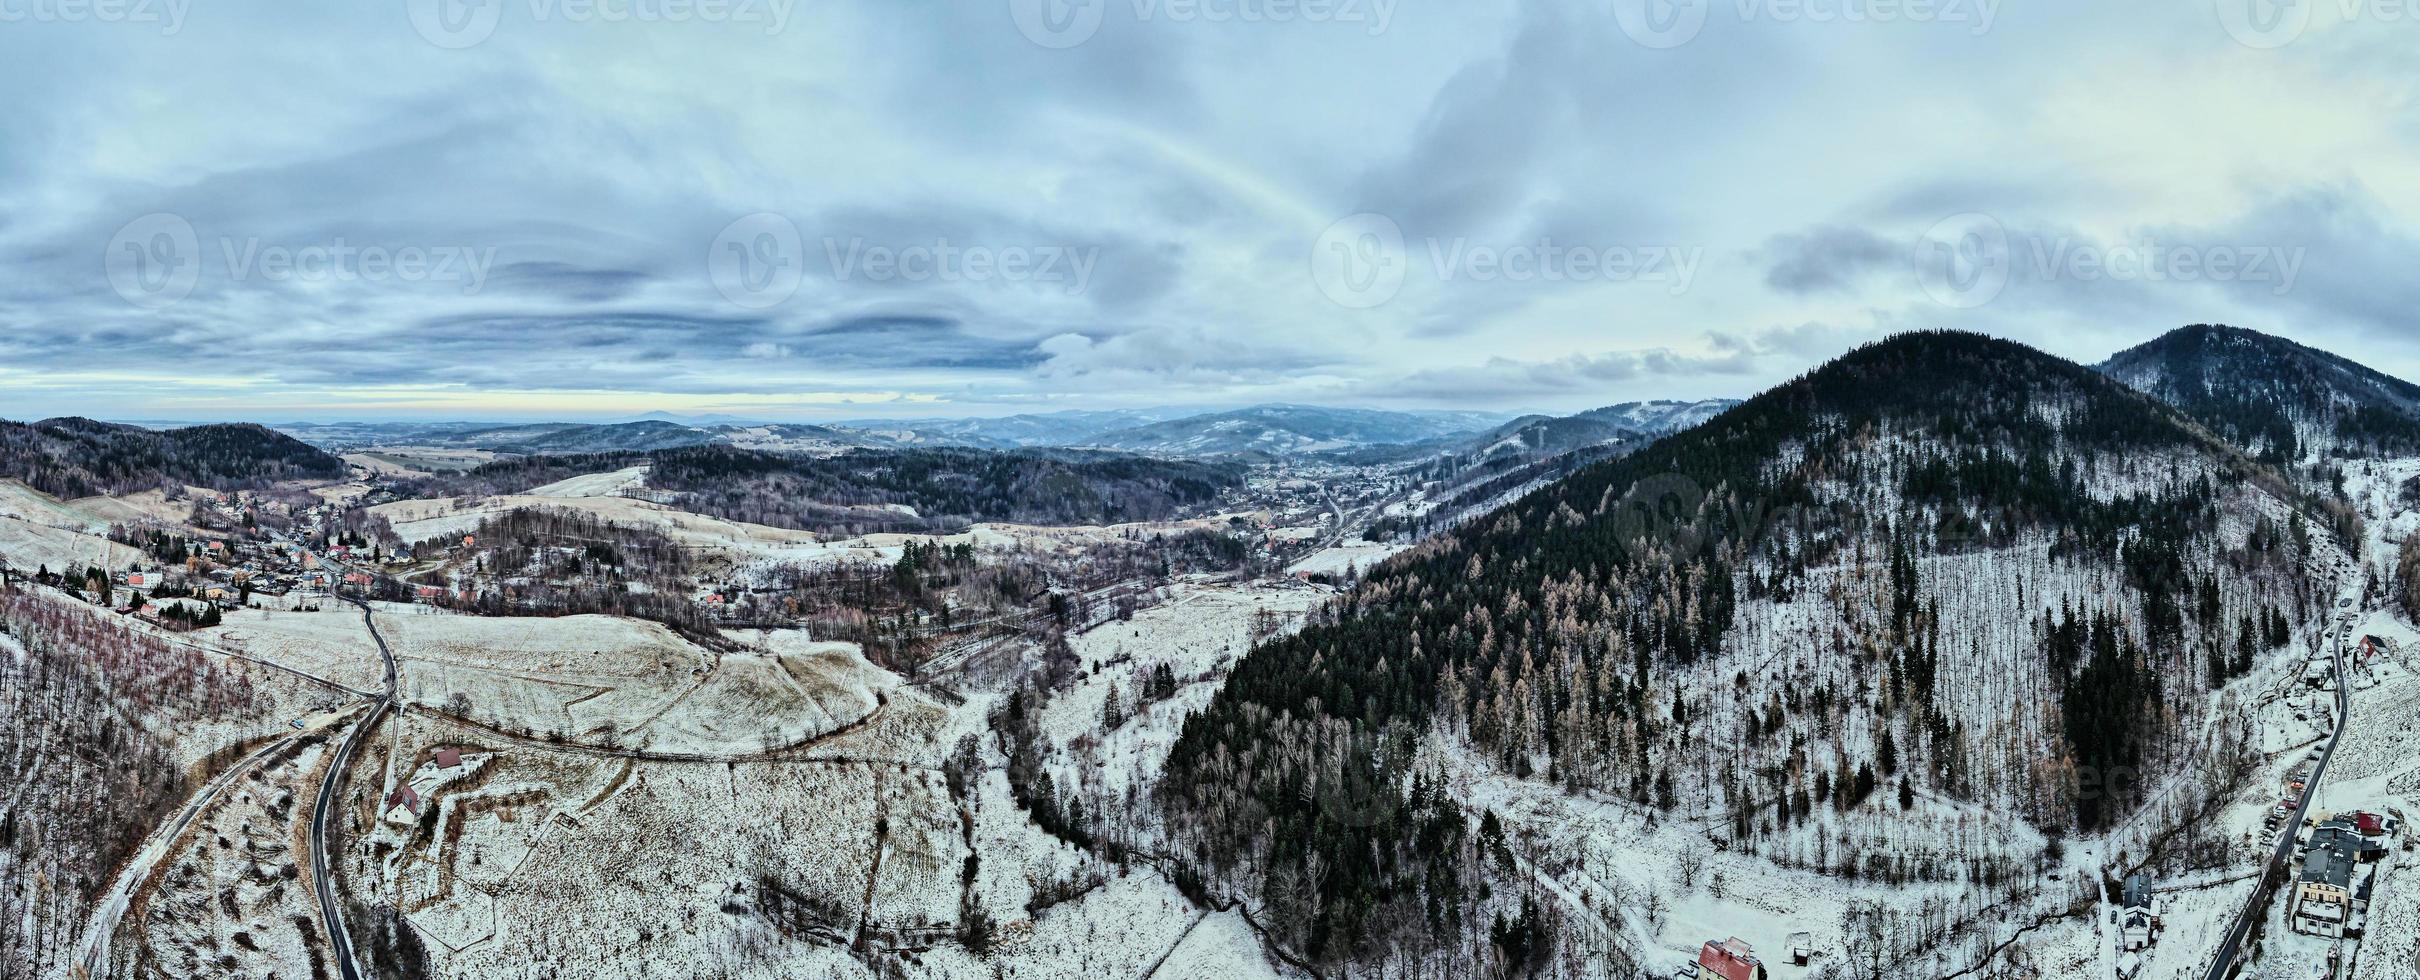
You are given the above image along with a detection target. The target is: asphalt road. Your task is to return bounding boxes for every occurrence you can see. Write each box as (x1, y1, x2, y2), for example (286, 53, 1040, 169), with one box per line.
(309, 594, 397, 980)
(2200, 610, 2355, 980)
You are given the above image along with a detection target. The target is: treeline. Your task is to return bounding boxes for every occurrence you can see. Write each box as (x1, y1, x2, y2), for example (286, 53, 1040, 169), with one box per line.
(1160, 331, 2312, 969)
(406, 445, 1244, 535)
(435, 507, 729, 647)
(390, 451, 646, 499)
(0, 584, 268, 977)
(645, 445, 1242, 534)
(755, 526, 1262, 671)
(0, 417, 344, 498)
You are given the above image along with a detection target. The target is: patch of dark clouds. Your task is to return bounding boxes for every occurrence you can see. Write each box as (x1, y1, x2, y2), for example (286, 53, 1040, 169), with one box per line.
(1759, 224, 1900, 295)
(483, 262, 654, 303)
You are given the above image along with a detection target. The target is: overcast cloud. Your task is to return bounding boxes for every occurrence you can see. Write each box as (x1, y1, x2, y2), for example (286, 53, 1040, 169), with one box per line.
(2, 1, 2416, 421)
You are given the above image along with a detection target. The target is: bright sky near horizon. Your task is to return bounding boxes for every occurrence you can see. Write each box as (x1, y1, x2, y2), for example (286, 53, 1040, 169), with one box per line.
(3, 1, 2417, 421)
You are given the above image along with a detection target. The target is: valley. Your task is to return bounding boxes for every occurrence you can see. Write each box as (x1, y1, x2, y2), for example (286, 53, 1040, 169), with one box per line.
(3, 329, 2419, 980)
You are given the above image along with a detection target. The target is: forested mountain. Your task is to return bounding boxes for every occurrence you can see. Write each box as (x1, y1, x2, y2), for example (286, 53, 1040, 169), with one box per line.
(0, 584, 272, 977)
(0, 417, 344, 498)
(2097, 323, 2420, 463)
(1159, 331, 2343, 973)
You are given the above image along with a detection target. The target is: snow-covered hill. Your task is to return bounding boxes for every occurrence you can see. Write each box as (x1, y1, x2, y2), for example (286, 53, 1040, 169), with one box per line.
(2098, 323, 2420, 463)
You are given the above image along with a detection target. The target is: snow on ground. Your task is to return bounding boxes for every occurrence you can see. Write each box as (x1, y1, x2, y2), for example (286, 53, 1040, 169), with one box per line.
(347, 447, 500, 476)
(370, 493, 829, 554)
(130, 739, 327, 980)
(214, 604, 390, 691)
(1437, 740, 2021, 979)
(368, 605, 894, 754)
(1283, 538, 1408, 578)
(345, 452, 429, 477)
(1038, 581, 1320, 802)
(524, 465, 650, 498)
(0, 479, 112, 532)
(354, 709, 892, 979)
(0, 512, 144, 574)
(1152, 909, 1282, 980)
(373, 492, 1282, 585)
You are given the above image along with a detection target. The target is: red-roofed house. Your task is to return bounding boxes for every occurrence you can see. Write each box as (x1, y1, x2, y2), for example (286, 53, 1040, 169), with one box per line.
(1696, 938, 1762, 980)
(434, 747, 463, 770)
(383, 784, 422, 821)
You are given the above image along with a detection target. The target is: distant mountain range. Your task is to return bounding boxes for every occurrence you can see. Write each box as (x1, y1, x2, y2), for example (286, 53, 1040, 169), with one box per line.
(2097, 323, 2420, 463)
(1072, 406, 1516, 456)
(271, 405, 1564, 458)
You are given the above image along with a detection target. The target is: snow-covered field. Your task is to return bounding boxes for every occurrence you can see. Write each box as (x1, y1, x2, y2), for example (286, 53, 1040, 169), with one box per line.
(0, 514, 144, 578)
(304, 577, 1316, 980)
(1284, 538, 1408, 578)
(0, 479, 112, 533)
(356, 605, 896, 755)
(214, 604, 390, 691)
(524, 465, 650, 498)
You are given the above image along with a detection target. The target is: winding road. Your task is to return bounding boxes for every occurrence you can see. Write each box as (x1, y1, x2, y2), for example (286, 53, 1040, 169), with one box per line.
(309, 594, 398, 980)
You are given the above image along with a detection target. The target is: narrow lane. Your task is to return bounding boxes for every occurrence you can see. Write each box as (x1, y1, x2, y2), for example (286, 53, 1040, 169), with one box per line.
(73, 728, 315, 976)
(310, 594, 398, 980)
(2200, 592, 2356, 980)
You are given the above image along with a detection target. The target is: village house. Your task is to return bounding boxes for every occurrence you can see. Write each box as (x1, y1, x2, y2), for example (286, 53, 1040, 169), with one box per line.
(2291, 841, 2358, 937)
(1693, 937, 1763, 980)
(383, 784, 423, 823)
(2118, 874, 2161, 951)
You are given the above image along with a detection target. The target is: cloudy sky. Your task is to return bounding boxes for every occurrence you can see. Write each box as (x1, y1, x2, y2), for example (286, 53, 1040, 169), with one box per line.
(2, 1, 2416, 422)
